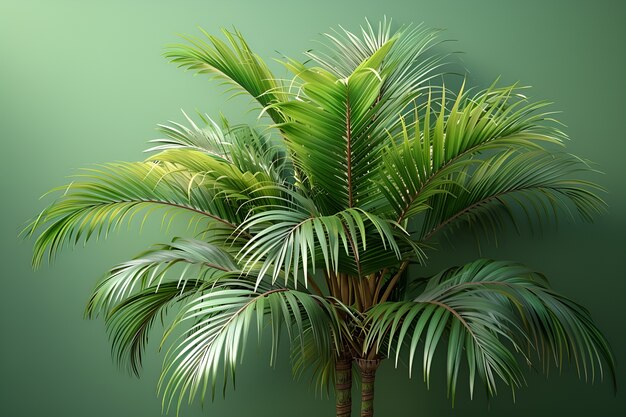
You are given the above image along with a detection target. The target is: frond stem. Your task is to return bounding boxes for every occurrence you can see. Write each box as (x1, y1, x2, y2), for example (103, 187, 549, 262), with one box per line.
(378, 261, 409, 303)
(141, 199, 252, 238)
(420, 185, 553, 241)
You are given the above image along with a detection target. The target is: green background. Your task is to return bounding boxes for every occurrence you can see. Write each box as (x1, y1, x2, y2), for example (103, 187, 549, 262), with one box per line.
(1, 0, 624, 416)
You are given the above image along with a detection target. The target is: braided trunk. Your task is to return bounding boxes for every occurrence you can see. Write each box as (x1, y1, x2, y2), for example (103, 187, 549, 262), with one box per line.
(356, 358, 381, 417)
(335, 355, 353, 417)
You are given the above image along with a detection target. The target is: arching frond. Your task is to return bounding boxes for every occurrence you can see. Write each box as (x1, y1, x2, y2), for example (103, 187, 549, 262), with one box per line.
(365, 259, 615, 401)
(103, 280, 203, 377)
(237, 207, 402, 286)
(25, 162, 243, 268)
(86, 238, 240, 317)
(147, 148, 284, 214)
(149, 112, 292, 183)
(90, 236, 267, 381)
(165, 28, 287, 123)
(419, 150, 606, 241)
(378, 83, 565, 222)
(159, 285, 341, 412)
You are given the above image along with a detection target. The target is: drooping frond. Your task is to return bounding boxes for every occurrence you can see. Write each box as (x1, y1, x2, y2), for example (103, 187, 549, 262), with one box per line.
(290, 326, 338, 396)
(87, 236, 266, 380)
(365, 259, 615, 401)
(159, 284, 342, 412)
(165, 28, 288, 123)
(86, 238, 240, 317)
(290, 298, 358, 396)
(419, 150, 606, 241)
(237, 206, 403, 286)
(25, 162, 243, 268)
(103, 281, 203, 377)
(147, 148, 285, 216)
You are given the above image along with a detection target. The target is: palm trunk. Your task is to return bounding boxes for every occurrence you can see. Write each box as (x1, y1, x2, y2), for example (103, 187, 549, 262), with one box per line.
(335, 355, 353, 417)
(356, 358, 381, 417)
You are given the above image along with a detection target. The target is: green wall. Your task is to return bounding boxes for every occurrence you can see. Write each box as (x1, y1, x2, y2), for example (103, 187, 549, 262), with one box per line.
(1, 1, 624, 416)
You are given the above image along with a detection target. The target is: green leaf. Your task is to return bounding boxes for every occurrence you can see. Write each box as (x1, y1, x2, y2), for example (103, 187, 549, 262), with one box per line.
(419, 150, 606, 241)
(365, 259, 615, 401)
(165, 28, 288, 123)
(158, 286, 340, 413)
(86, 237, 241, 317)
(25, 162, 244, 268)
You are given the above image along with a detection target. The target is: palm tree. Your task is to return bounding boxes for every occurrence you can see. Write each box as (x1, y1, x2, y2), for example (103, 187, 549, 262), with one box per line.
(26, 20, 614, 417)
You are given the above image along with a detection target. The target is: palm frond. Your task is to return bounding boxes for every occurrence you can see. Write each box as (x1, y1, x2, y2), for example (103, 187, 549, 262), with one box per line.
(86, 237, 240, 317)
(290, 326, 338, 396)
(147, 148, 285, 215)
(148, 111, 231, 161)
(378, 83, 565, 222)
(238, 206, 402, 286)
(159, 285, 341, 412)
(149, 112, 292, 183)
(165, 28, 287, 123)
(273, 37, 396, 212)
(365, 259, 615, 401)
(306, 19, 447, 120)
(290, 298, 360, 396)
(24, 162, 243, 268)
(419, 150, 606, 241)
(103, 280, 203, 377)
(299, 20, 449, 213)
(304, 17, 397, 78)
